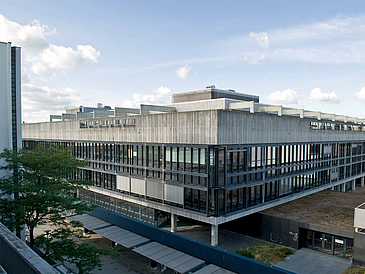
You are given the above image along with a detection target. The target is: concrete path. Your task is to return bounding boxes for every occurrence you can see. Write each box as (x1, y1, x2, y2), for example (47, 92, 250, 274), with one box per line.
(275, 248, 351, 274)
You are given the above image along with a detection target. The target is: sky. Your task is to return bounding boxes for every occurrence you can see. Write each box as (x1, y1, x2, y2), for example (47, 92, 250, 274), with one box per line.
(1, 0, 365, 123)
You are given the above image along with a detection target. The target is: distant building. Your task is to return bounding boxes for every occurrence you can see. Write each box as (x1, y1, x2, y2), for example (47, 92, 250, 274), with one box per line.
(22, 86, 365, 246)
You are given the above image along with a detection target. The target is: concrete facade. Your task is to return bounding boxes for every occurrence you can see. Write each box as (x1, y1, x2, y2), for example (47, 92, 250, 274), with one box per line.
(22, 87, 365, 246)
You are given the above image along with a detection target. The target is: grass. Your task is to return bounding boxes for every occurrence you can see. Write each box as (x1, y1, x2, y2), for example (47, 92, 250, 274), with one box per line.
(343, 267, 365, 274)
(236, 242, 294, 265)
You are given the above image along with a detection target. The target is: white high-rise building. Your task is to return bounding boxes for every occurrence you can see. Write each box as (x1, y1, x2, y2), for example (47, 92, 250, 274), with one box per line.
(0, 41, 22, 205)
(0, 42, 21, 156)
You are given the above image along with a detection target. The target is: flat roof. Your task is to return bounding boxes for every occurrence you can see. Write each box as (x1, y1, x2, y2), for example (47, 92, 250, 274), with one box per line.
(263, 190, 365, 231)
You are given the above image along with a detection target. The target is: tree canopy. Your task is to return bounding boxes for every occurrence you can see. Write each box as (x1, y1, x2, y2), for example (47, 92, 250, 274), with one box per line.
(0, 145, 109, 273)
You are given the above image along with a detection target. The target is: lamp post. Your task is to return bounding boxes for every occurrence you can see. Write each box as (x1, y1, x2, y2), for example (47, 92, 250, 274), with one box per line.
(44, 229, 51, 240)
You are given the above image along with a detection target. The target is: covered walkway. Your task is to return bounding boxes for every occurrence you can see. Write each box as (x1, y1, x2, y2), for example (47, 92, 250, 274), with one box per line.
(68, 214, 237, 274)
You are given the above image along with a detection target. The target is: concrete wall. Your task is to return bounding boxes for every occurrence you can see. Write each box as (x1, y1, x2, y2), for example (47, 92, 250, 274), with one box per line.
(222, 213, 355, 251)
(0, 223, 58, 274)
(217, 109, 365, 145)
(354, 232, 365, 266)
(23, 108, 365, 146)
(22, 110, 219, 145)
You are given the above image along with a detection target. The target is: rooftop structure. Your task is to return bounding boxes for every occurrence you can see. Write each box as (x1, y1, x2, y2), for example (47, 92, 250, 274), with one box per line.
(22, 86, 365, 246)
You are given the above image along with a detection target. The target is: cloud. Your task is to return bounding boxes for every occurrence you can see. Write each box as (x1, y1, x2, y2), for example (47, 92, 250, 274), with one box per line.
(353, 86, 365, 102)
(175, 64, 192, 79)
(21, 84, 81, 122)
(267, 89, 300, 104)
(22, 84, 81, 111)
(29, 44, 100, 74)
(122, 86, 172, 107)
(267, 15, 365, 63)
(0, 14, 100, 76)
(244, 54, 266, 65)
(308, 88, 339, 103)
(0, 14, 55, 52)
(249, 31, 270, 49)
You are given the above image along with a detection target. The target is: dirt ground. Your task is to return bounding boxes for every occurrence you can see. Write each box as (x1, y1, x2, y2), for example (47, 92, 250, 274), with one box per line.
(263, 189, 365, 231)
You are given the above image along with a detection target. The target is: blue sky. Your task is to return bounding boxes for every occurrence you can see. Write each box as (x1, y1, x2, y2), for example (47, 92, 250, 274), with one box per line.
(1, 0, 365, 123)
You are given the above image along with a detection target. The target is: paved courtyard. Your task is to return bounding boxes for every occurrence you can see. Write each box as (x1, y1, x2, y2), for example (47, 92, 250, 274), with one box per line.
(275, 248, 351, 274)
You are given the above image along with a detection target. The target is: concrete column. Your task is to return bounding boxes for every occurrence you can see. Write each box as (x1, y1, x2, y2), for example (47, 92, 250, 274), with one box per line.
(343, 239, 347, 258)
(211, 224, 218, 247)
(262, 183, 265, 204)
(361, 177, 364, 187)
(171, 214, 177, 233)
(331, 186, 334, 191)
(342, 183, 346, 192)
(331, 236, 335, 255)
(352, 180, 356, 191)
(321, 233, 325, 252)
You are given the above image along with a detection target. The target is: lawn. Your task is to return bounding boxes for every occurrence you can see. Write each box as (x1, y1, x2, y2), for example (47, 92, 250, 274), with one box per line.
(343, 267, 365, 274)
(236, 242, 294, 265)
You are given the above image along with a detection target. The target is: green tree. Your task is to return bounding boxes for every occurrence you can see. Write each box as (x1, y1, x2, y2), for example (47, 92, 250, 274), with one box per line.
(0, 145, 109, 273)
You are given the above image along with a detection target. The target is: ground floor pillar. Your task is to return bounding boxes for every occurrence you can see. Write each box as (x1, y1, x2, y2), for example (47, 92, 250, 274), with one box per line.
(171, 213, 177, 233)
(211, 224, 218, 247)
(352, 180, 356, 191)
(362, 177, 364, 187)
(342, 183, 346, 192)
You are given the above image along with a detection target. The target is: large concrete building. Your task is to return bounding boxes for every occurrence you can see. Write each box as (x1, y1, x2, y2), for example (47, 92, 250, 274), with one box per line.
(22, 86, 365, 246)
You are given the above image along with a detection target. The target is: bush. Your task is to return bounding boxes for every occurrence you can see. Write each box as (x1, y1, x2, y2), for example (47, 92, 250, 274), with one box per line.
(279, 247, 294, 256)
(236, 248, 254, 259)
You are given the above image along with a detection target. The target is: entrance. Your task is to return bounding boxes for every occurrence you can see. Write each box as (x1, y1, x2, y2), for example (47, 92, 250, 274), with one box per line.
(299, 228, 353, 258)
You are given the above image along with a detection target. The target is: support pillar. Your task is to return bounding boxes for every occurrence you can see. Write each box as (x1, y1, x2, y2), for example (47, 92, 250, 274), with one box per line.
(171, 214, 177, 233)
(331, 186, 334, 191)
(331, 236, 335, 255)
(342, 183, 346, 192)
(321, 233, 325, 252)
(352, 180, 356, 191)
(343, 239, 347, 258)
(362, 177, 364, 187)
(211, 224, 218, 247)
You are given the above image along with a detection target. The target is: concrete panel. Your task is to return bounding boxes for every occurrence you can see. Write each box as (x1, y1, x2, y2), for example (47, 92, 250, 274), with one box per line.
(117, 175, 129, 192)
(164, 184, 183, 205)
(146, 180, 163, 199)
(131, 177, 145, 195)
(354, 208, 365, 229)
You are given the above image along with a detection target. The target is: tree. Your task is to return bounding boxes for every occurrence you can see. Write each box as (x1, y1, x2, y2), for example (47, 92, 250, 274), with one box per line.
(0, 145, 109, 273)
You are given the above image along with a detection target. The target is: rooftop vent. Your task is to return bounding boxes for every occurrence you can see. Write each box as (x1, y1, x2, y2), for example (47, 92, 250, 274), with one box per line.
(206, 85, 216, 89)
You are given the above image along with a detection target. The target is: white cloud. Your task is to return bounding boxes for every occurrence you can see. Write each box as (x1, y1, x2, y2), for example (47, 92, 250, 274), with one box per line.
(22, 84, 81, 122)
(267, 89, 300, 104)
(243, 54, 266, 65)
(0, 14, 100, 76)
(308, 88, 339, 103)
(267, 15, 365, 63)
(175, 64, 192, 79)
(249, 31, 270, 49)
(0, 14, 55, 52)
(353, 86, 365, 102)
(29, 44, 100, 74)
(122, 86, 172, 107)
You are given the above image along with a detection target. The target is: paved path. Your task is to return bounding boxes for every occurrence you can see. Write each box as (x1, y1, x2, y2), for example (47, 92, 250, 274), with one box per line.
(275, 248, 351, 274)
